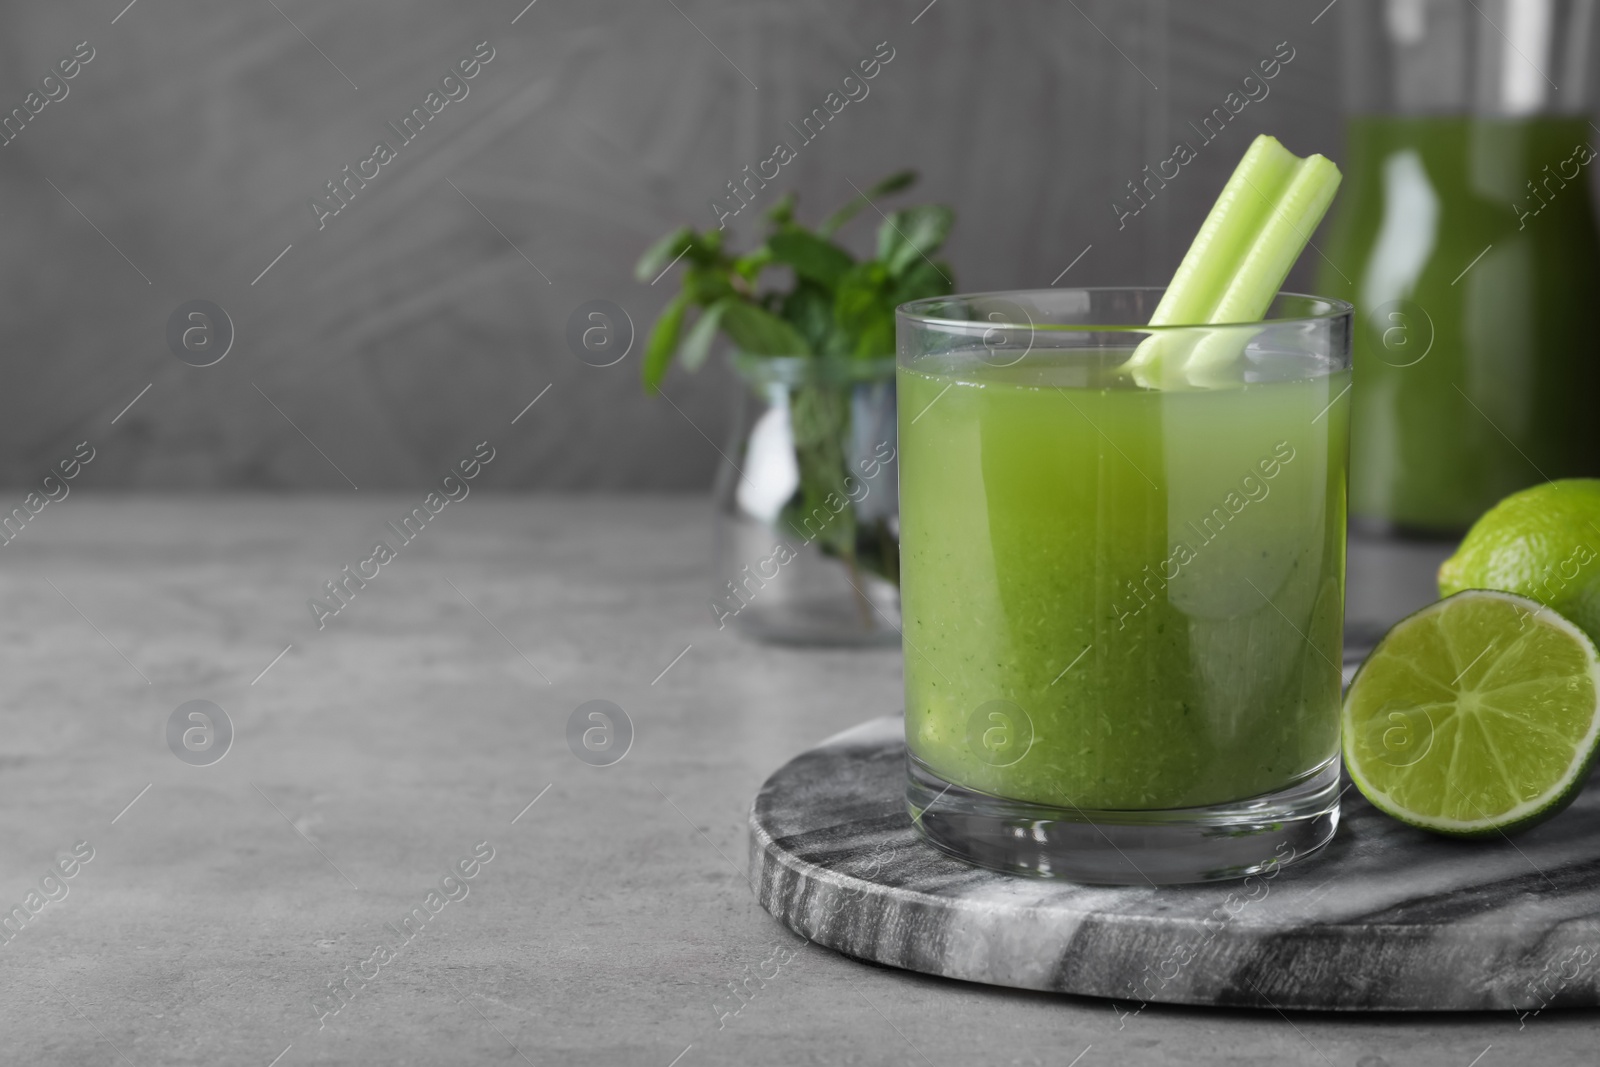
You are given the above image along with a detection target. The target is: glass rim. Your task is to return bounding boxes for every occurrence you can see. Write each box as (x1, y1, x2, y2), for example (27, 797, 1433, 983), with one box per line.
(896, 288, 1354, 333)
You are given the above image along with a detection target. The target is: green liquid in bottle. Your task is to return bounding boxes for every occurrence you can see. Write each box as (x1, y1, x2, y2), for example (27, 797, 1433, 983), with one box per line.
(1318, 116, 1600, 535)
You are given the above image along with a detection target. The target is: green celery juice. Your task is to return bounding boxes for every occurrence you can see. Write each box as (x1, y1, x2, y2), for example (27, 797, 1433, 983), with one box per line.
(899, 353, 1348, 810)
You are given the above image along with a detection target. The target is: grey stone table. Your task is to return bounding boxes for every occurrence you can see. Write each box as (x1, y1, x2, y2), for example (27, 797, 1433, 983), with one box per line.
(0, 497, 1591, 1066)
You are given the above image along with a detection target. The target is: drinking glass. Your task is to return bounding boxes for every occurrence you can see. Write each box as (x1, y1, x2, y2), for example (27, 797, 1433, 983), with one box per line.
(897, 288, 1353, 884)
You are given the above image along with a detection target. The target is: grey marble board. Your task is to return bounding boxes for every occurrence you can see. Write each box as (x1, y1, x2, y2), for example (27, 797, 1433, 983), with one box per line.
(749, 715, 1600, 1012)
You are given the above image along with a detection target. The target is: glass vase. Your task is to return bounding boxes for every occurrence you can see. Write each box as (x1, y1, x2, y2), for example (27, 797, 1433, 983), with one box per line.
(710, 353, 900, 646)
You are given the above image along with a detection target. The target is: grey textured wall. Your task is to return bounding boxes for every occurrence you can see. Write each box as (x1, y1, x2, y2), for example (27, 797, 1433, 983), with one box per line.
(0, 1, 1340, 490)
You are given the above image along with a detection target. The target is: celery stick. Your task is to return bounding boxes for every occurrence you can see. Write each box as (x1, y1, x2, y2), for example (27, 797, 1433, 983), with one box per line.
(1207, 153, 1343, 324)
(1123, 137, 1298, 374)
(1124, 135, 1342, 377)
(1184, 152, 1342, 369)
(1148, 136, 1300, 328)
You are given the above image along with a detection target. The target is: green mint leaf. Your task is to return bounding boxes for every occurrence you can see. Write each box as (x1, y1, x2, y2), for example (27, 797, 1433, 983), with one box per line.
(765, 193, 797, 225)
(718, 300, 811, 355)
(768, 230, 854, 288)
(876, 204, 953, 277)
(852, 317, 895, 358)
(636, 227, 695, 284)
(679, 300, 728, 373)
(684, 267, 736, 308)
(641, 292, 690, 394)
(834, 262, 894, 359)
(733, 246, 774, 283)
(834, 262, 889, 333)
(780, 282, 835, 352)
(819, 169, 918, 236)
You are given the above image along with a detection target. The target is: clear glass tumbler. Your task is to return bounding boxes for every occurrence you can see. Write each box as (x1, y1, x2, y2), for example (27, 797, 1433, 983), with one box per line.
(897, 289, 1353, 884)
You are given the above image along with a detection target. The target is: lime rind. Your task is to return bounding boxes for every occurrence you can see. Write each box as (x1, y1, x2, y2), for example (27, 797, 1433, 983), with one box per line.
(1342, 590, 1600, 837)
(1437, 478, 1600, 650)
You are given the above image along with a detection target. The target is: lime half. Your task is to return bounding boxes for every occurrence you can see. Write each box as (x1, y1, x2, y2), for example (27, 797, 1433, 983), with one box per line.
(1343, 590, 1600, 837)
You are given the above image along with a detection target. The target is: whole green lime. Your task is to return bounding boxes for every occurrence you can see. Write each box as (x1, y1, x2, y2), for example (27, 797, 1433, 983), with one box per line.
(1438, 478, 1600, 646)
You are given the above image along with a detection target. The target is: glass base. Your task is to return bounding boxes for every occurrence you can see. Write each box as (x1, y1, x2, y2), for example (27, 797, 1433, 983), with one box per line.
(906, 754, 1340, 885)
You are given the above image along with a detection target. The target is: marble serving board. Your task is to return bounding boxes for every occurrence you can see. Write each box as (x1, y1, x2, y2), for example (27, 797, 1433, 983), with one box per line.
(749, 715, 1600, 1012)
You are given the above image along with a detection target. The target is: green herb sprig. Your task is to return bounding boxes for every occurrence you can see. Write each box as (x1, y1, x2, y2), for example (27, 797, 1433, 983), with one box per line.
(634, 172, 954, 602)
(633, 170, 955, 392)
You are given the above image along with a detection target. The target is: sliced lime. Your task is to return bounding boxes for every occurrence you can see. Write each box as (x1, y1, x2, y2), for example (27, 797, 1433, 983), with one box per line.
(1342, 590, 1600, 837)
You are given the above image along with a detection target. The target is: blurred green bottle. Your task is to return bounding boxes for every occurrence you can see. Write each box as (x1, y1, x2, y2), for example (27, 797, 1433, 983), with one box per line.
(1318, 0, 1600, 537)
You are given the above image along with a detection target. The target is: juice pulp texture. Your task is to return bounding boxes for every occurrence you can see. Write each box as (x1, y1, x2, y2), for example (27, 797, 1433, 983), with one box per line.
(1318, 116, 1600, 534)
(899, 355, 1348, 810)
